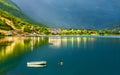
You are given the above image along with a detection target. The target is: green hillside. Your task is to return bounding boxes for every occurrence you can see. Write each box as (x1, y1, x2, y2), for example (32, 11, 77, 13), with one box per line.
(0, 0, 47, 36)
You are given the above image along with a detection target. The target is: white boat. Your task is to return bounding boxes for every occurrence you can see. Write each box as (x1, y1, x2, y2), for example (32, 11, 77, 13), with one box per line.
(27, 61, 47, 65)
(27, 64, 46, 67)
(27, 61, 47, 67)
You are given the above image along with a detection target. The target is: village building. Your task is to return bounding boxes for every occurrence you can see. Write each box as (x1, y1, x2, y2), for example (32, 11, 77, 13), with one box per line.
(49, 28, 61, 34)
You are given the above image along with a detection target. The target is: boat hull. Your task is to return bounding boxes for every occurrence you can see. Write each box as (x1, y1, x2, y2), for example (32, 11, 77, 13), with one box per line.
(27, 61, 47, 67)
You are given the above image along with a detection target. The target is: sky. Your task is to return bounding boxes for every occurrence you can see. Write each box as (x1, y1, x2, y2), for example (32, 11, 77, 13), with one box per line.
(12, 0, 120, 29)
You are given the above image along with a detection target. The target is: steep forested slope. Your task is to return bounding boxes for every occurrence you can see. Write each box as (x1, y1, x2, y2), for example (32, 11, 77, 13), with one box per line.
(0, 0, 46, 35)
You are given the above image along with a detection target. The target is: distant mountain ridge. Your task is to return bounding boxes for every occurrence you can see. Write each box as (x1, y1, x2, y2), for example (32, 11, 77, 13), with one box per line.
(12, 0, 120, 29)
(106, 23, 120, 31)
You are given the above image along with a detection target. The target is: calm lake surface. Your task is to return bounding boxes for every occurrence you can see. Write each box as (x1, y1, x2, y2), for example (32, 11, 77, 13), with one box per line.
(0, 36, 120, 75)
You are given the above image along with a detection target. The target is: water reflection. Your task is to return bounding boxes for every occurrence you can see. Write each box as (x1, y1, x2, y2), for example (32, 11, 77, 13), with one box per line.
(48, 36, 96, 48)
(0, 36, 96, 74)
(0, 36, 96, 62)
(61, 37, 67, 47)
(0, 37, 48, 74)
(0, 36, 119, 75)
(49, 37, 61, 48)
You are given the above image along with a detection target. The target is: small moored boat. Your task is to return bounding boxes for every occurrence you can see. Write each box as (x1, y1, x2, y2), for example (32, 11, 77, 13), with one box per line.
(27, 61, 47, 67)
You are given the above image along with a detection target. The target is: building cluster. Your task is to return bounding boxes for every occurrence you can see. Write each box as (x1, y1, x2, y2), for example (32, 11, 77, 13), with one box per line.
(49, 28, 61, 34)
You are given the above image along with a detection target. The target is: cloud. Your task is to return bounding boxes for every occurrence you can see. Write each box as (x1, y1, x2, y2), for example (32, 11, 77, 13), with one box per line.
(12, 0, 120, 29)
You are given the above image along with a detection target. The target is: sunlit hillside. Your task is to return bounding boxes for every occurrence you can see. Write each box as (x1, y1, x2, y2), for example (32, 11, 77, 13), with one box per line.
(0, 0, 47, 36)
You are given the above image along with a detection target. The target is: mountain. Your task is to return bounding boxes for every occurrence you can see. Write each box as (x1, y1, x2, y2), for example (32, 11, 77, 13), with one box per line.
(109, 23, 120, 30)
(12, 0, 120, 29)
(0, 0, 119, 36)
(105, 23, 120, 34)
(0, 0, 46, 35)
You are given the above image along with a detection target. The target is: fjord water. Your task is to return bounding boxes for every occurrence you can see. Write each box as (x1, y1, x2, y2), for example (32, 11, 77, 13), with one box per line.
(0, 36, 120, 75)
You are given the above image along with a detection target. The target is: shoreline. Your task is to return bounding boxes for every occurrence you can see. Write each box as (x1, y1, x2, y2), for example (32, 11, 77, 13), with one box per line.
(1, 34, 120, 38)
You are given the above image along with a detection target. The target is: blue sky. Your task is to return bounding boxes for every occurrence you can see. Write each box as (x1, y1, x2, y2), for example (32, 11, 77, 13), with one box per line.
(12, 0, 120, 29)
